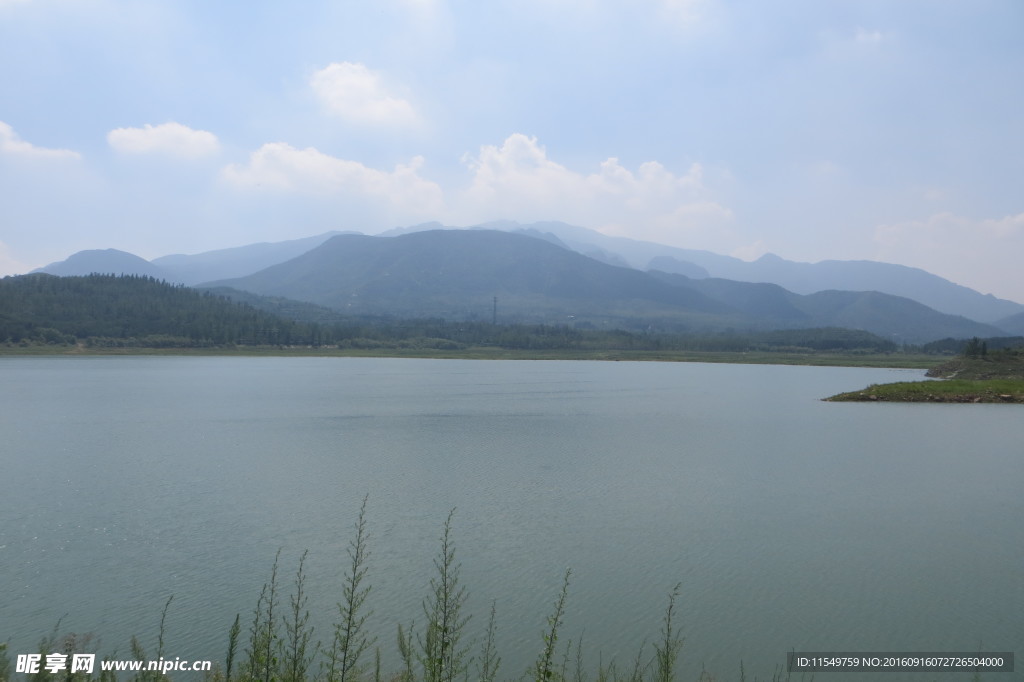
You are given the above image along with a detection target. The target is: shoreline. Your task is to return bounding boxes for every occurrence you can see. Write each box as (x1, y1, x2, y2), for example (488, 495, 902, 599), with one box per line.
(824, 353, 1024, 402)
(825, 378, 1024, 403)
(0, 344, 941, 368)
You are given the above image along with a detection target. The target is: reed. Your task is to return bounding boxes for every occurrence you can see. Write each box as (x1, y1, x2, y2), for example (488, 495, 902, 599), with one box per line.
(326, 495, 374, 682)
(9, 504, 838, 682)
(418, 509, 470, 682)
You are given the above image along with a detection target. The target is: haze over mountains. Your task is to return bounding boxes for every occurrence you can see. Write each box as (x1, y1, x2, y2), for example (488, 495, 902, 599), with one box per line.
(35, 248, 168, 280)
(151, 231, 350, 285)
(470, 220, 1023, 323)
(32, 221, 1023, 343)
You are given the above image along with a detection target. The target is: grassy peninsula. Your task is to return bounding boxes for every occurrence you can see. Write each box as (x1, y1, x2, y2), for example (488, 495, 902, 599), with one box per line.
(825, 345, 1024, 403)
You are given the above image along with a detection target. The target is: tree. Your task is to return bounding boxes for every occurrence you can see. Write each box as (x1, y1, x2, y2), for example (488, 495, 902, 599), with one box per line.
(964, 337, 984, 358)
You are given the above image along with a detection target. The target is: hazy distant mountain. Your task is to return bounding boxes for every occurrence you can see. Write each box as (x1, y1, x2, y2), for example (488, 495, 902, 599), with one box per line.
(396, 220, 1024, 323)
(650, 271, 1004, 342)
(204, 229, 1001, 342)
(477, 219, 749, 275)
(152, 231, 348, 285)
(647, 273, 810, 322)
(203, 230, 732, 326)
(35, 221, 1022, 336)
(35, 249, 170, 279)
(791, 290, 1003, 343)
(647, 256, 710, 279)
(468, 223, 633, 268)
(378, 221, 446, 237)
(717, 253, 1024, 324)
(994, 311, 1024, 336)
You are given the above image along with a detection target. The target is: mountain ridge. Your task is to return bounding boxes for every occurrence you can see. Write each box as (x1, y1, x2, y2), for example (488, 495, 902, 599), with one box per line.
(203, 229, 1004, 343)
(32, 220, 1023, 331)
(372, 220, 1024, 322)
(33, 248, 171, 280)
(475, 221, 1024, 322)
(201, 229, 734, 323)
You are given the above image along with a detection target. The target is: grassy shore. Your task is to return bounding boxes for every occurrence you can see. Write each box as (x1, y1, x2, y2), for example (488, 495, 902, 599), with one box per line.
(0, 342, 941, 369)
(825, 350, 1024, 402)
(824, 378, 1024, 403)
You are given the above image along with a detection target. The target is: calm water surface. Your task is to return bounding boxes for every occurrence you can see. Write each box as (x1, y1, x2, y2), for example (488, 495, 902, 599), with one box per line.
(1, 357, 1021, 681)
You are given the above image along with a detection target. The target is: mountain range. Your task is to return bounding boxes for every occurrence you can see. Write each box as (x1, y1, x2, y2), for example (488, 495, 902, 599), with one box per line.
(31, 221, 1023, 343)
(465, 220, 1023, 324)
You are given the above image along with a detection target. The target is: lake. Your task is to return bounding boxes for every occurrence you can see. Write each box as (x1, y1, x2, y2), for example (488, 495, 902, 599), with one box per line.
(1, 357, 1021, 681)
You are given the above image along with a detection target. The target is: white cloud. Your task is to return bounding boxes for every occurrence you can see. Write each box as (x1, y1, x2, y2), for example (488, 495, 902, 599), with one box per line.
(658, 0, 706, 27)
(107, 122, 220, 159)
(854, 27, 884, 44)
(730, 239, 769, 262)
(219, 134, 734, 249)
(873, 212, 1024, 303)
(394, 0, 441, 14)
(820, 25, 889, 60)
(221, 142, 444, 215)
(458, 133, 735, 250)
(310, 62, 419, 127)
(0, 121, 81, 161)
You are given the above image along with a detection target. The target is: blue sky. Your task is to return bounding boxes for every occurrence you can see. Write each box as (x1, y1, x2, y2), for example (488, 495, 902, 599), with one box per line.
(2, 0, 1022, 302)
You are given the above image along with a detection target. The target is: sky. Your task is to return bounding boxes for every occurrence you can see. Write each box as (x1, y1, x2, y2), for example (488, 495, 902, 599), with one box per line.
(1, 0, 1022, 303)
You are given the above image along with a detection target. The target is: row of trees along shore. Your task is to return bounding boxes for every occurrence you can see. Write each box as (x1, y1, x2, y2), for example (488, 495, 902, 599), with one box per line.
(0, 273, 969, 353)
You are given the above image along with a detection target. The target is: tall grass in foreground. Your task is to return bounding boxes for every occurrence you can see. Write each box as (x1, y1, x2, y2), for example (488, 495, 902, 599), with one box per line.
(4, 502, 830, 682)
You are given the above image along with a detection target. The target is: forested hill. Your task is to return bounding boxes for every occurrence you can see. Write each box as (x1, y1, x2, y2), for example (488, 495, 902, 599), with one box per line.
(2, 273, 908, 354)
(0, 273, 333, 347)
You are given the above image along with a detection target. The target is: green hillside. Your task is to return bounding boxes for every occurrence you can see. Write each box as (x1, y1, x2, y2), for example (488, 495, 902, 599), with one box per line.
(0, 273, 332, 347)
(1, 273, 905, 357)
